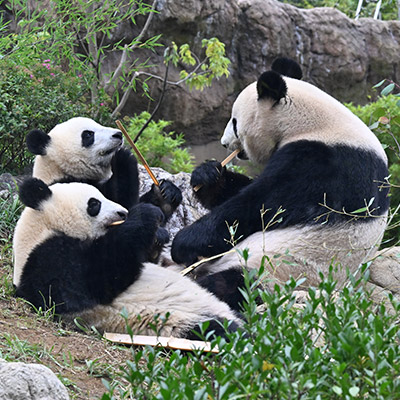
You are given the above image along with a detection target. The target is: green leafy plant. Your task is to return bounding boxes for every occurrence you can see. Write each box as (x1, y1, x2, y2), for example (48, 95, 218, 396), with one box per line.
(0, 57, 104, 173)
(280, 0, 399, 20)
(1, 1, 230, 119)
(0, 184, 23, 242)
(100, 262, 400, 399)
(126, 112, 194, 173)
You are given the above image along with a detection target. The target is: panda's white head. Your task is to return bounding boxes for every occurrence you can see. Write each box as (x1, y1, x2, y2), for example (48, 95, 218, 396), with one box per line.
(27, 117, 123, 184)
(221, 58, 386, 165)
(13, 178, 128, 286)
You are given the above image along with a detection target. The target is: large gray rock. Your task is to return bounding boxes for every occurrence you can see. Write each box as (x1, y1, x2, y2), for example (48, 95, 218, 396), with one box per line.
(118, 0, 400, 144)
(0, 362, 69, 400)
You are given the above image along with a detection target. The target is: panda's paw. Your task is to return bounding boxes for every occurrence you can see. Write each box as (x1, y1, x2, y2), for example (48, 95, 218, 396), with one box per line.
(129, 203, 165, 233)
(190, 160, 224, 189)
(159, 180, 183, 209)
(155, 227, 170, 246)
(171, 229, 202, 266)
(147, 227, 169, 263)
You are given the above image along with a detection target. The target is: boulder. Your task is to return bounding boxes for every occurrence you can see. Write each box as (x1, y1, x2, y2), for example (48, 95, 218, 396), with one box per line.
(0, 362, 69, 400)
(117, 0, 400, 144)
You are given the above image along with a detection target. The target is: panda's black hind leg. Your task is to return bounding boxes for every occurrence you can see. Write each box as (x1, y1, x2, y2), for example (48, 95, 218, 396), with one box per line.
(196, 268, 247, 313)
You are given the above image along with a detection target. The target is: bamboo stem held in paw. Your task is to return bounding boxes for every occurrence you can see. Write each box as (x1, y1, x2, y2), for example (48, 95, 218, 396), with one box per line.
(193, 148, 241, 192)
(116, 120, 160, 186)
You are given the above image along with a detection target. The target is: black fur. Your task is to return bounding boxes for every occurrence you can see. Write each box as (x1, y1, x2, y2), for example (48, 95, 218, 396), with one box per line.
(196, 268, 247, 312)
(186, 318, 242, 341)
(257, 71, 287, 103)
(100, 148, 140, 209)
(16, 202, 163, 314)
(19, 178, 52, 209)
(81, 130, 95, 147)
(271, 57, 303, 80)
(191, 160, 252, 209)
(171, 141, 390, 265)
(26, 130, 50, 155)
(140, 179, 183, 220)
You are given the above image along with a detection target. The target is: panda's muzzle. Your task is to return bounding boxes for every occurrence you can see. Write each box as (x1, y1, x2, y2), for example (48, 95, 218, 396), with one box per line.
(237, 149, 248, 160)
(108, 210, 128, 226)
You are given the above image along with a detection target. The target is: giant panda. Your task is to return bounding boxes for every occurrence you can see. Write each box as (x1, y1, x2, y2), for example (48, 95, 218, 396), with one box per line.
(26, 116, 182, 221)
(23, 117, 182, 271)
(13, 178, 242, 338)
(171, 57, 390, 291)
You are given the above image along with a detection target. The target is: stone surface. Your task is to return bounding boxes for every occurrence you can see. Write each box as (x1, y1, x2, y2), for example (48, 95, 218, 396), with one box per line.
(0, 362, 70, 400)
(117, 0, 400, 144)
(369, 246, 400, 295)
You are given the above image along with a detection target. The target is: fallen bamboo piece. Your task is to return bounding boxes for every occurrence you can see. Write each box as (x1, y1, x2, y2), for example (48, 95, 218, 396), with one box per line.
(193, 148, 241, 192)
(104, 332, 219, 353)
(116, 120, 160, 186)
(180, 249, 236, 276)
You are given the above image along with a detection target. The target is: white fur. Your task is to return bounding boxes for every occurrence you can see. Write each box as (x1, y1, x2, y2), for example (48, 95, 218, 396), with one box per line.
(72, 263, 242, 336)
(222, 78, 387, 165)
(13, 182, 127, 286)
(201, 217, 387, 289)
(33, 117, 122, 184)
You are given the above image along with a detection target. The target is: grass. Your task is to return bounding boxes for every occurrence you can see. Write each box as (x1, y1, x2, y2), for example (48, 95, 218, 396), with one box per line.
(1, 186, 400, 399)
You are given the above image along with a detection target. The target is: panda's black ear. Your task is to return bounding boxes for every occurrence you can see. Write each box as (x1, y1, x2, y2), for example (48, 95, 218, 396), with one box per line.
(271, 57, 303, 80)
(26, 129, 50, 155)
(257, 71, 287, 103)
(19, 178, 52, 210)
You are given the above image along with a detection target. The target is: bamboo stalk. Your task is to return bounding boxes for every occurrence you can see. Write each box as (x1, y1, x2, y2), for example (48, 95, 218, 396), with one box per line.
(193, 148, 241, 192)
(116, 120, 160, 186)
(180, 249, 236, 276)
(104, 332, 219, 353)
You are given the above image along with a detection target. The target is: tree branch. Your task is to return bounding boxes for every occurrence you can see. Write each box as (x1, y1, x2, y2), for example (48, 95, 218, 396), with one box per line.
(105, 0, 158, 91)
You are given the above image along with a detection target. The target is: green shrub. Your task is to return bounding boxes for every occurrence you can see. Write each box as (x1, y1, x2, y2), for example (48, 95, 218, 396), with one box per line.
(101, 264, 400, 399)
(126, 112, 194, 174)
(346, 94, 400, 246)
(0, 58, 112, 174)
(280, 0, 398, 20)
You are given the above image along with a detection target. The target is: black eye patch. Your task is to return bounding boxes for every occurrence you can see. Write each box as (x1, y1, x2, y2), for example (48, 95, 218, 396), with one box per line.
(232, 118, 238, 139)
(87, 197, 101, 217)
(81, 130, 95, 147)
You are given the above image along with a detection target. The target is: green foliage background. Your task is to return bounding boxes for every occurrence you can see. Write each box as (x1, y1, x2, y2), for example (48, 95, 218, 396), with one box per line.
(280, 0, 399, 19)
(347, 93, 400, 246)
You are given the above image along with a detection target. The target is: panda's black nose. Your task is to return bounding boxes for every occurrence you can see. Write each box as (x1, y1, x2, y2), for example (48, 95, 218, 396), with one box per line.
(113, 131, 123, 141)
(118, 211, 127, 221)
(222, 143, 228, 148)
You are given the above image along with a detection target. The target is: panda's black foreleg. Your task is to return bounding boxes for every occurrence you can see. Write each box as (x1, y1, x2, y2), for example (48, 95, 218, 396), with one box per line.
(101, 148, 140, 209)
(190, 160, 252, 209)
(140, 179, 182, 221)
(146, 226, 170, 263)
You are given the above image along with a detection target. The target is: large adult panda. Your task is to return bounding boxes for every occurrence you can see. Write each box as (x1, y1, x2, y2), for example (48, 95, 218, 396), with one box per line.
(13, 178, 242, 338)
(23, 117, 182, 269)
(171, 58, 390, 290)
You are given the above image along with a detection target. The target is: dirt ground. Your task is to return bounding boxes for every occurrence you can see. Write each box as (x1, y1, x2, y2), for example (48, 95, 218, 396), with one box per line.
(0, 269, 132, 400)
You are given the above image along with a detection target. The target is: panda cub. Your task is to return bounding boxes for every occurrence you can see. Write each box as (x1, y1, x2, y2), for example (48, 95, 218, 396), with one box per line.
(24, 117, 182, 268)
(13, 178, 242, 338)
(172, 57, 390, 290)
